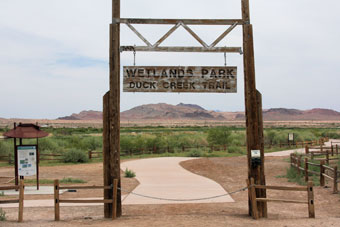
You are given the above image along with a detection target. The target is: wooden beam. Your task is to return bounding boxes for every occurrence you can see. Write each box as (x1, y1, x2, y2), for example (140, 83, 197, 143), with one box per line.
(181, 23, 208, 48)
(254, 185, 307, 191)
(153, 23, 181, 47)
(120, 46, 242, 53)
(109, 0, 122, 218)
(126, 23, 152, 47)
(210, 22, 238, 47)
(114, 18, 244, 25)
(103, 91, 112, 218)
(256, 198, 308, 204)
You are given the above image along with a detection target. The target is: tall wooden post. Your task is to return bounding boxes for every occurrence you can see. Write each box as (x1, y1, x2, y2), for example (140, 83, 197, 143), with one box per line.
(103, 0, 122, 218)
(13, 123, 18, 188)
(242, 0, 267, 218)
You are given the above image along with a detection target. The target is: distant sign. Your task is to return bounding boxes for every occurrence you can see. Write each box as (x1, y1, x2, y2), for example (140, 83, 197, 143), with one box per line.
(123, 66, 237, 93)
(288, 133, 294, 141)
(17, 146, 37, 176)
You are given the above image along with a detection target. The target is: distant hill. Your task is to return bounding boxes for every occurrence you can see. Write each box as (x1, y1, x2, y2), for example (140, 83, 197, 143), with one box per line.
(56, 104, 340, 121)
(58, 110, 102, 120)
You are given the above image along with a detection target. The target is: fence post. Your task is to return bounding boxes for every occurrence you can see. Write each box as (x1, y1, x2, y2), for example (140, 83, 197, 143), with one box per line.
(182, 146, 185, 152)
(153, 145, 156, 154)
(112, 179, 118, 220)
(331, 145, 334, 156)
(88, 150, 92, 160)
(333, 166, 338, 194)
(297, 155, 301, 175)
(326, 150, 329, 165)
(305, 158, 309, 182)
(307, 181, 315, 218)
(320, 160, 325, 187)
(305, 145, 309, 155)
(54, 179, 60, 221)
(18, 179, 24, 222)
(246, 178, 258, 220)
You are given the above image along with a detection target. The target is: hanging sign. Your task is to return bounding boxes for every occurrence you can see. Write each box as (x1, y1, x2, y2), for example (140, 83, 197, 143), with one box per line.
(123, 66, 237, 93)
(17, 146, 37, 176)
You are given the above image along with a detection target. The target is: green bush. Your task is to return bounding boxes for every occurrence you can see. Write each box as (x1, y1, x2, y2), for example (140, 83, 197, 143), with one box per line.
(62, 149, 89, 163)
(124, 168, 136, 178)
(207, 127, 231, 146)
(0, 141, 12, 156)
(228, 145, 244, 154)
(188, 150, 202, 157)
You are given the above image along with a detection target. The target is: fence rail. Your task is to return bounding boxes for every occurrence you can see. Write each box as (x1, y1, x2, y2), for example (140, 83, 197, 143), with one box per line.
(291, 150, 339, 194)
(246, 178, 315, 219)
(0, 180, 24, 222)
(53, 179, 118, 221)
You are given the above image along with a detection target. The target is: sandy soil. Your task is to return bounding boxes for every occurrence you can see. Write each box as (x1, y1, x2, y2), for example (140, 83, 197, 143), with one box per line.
(1, 156, 340, 226)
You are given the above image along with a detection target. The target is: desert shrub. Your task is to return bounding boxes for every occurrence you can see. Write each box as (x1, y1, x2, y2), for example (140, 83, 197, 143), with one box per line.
(207, 127, 231, 146)
(0, 208, 6, 221)
(62, 149, 89, 163)
(228, 145, 244, 154)
(124, 168, 136, 178)
(82, 136, 102, 151)
(228, 133, 246, 146)
(38, 138, 59, 154)
(188, 150, 202, 157)
(0, 140, 12, 156)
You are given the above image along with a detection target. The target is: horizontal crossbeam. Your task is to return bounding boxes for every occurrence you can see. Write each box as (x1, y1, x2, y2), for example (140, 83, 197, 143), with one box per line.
(114, 18, 244, 25)
(120, 46, 242, 53)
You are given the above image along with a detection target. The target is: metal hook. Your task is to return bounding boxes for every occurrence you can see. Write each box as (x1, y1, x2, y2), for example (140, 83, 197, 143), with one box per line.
(224, 51, 227, 67)
(133, 48, 136, 66)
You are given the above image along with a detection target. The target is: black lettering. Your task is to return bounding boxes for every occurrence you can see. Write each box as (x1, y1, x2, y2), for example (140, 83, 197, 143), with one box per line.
(190, 82, 195, 89)
(227, 69, 234, 76)
(202, 82, 208, 89)
(150, 82, 156, 89)
(202, 69, 209, 78)
(209, 82, 214, 89)
(163, 82, 169, 89)
(216, 82, 221, 89)
(219, 69, 226, 78)
(169, 69, 177, 78)
(143, 82, 149, 89)
(210, 69, 216, 78)
(183, 82, 189, 89)
(186, 69, 193, 76)
(178, 69, 185, 78)
(129, 82, 135, 88)
(170, 82, 176, 89)
(177, 82, 183, 89)
(136, 82, 142, 88)
(126, 69, 137, 78)
(137, 69, 145, 77)
(161, 70, 168, 77)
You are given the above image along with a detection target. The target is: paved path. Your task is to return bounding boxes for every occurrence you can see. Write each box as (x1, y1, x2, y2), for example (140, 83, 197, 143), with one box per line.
(121, 157, 234, 204)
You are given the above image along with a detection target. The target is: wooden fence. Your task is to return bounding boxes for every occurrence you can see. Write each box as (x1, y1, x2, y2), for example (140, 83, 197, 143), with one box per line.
(291, 153, 339, 194)
(0, 180, 24, 222)
(54, 179, 118, 221)
(246, 178, 315, 219)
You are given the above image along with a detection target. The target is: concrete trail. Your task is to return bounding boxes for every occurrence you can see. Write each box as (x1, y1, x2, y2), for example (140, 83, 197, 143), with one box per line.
(121, 157, 234, 204)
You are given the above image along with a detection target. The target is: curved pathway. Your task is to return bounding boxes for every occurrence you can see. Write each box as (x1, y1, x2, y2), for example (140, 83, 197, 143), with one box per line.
(121, 157, 234, 204)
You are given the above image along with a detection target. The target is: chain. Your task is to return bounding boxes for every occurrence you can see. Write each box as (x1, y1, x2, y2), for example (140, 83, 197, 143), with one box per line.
(118, 186, 249, 202)
(133, 46, 136, 66)
(224, 51, 227, 67)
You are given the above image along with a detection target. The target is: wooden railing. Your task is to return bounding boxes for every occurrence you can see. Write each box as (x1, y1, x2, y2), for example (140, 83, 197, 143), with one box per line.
(0, 180, 24, 222)
(291, 152, 339, 194)
(53, 179, 118, 221)
(246, 178, 315, 219)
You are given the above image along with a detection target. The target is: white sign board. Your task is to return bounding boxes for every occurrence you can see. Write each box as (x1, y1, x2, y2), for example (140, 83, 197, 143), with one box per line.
(251, 150, 261, 158)
(288, 133, 294, 141)
(17, 146, 37, 176)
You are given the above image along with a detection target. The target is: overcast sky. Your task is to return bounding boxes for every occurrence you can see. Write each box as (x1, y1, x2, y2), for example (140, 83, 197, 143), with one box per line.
(0, 0, 339, 119)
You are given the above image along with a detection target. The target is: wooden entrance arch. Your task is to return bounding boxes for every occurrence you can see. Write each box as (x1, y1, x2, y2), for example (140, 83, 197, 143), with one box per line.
(103, 0, 267, 219)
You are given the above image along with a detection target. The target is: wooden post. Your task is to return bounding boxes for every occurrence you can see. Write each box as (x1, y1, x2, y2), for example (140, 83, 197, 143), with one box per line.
(333, 166, 338, 194)
(88, 150, 92, 160)
(108, 0, 122, 217)
(331, 145, 334, 156)
(103, 92, 113, 218)
(242, 0, 266, 218)
(305, 145, 309, 155)
(54, 179, 60, 221)
(112, 179, 118, 220)
(336, 144, 339, 155)
(307, 181, 315, 218)
(305, 158, 309, 182)
(320, 160, 325, 187)
(297, 155, 301, 175)
(18, 179, 24, 222)
(36, 137, 39, 190)
(14, 123, 18, 188)
(326, 150, 329, 165)
(246, 178, 258, 220)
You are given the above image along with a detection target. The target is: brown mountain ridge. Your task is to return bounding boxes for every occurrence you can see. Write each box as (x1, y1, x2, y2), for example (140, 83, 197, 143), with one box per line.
(57, 104, 340, 121)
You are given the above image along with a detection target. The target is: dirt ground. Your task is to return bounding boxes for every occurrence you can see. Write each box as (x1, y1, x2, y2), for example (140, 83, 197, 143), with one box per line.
(1, 156, 340, 227)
